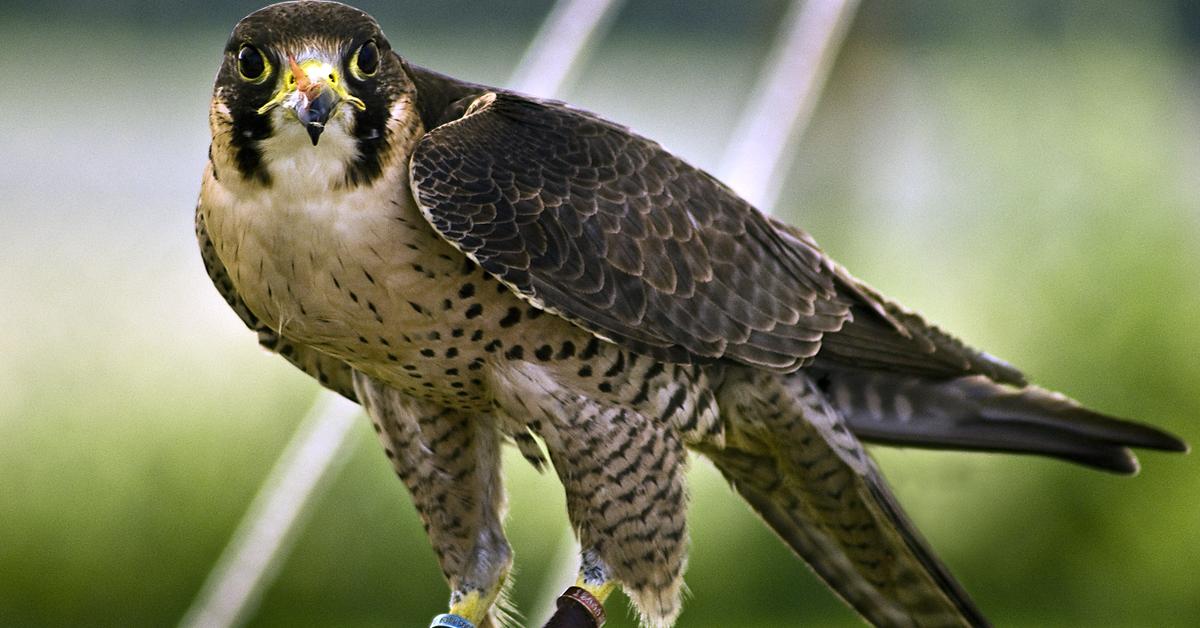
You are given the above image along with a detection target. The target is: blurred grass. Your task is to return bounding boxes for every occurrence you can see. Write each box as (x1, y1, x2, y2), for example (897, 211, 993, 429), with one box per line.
(1, 5, 1198, 628)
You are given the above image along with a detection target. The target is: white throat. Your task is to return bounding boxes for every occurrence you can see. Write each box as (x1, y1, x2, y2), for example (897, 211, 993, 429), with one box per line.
(256, 105, 361, 196)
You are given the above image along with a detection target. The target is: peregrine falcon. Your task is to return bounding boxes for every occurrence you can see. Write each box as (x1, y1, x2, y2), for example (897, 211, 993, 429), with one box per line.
(196, 2, 1187, 627)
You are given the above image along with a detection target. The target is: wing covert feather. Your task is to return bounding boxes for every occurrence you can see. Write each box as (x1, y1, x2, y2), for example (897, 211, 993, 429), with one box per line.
(409, 93, 848, 370)
(408, 87, 1028, 383)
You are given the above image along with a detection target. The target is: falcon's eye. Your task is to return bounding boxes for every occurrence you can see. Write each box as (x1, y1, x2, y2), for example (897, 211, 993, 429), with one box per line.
(350, 41, 379, 78)
(237, 45, 270, 82)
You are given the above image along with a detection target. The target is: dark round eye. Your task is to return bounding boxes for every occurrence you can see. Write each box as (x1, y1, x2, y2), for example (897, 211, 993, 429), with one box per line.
(237, 45, 267, 81)
(352, 41, 379, 77)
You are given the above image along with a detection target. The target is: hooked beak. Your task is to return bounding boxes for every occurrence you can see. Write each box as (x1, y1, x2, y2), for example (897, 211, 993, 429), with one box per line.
(257, 56, 366, 146)
(296, 86, 338, 145)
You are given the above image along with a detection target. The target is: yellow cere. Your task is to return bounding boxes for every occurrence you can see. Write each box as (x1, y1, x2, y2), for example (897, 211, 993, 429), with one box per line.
(256, 57, 366, 116)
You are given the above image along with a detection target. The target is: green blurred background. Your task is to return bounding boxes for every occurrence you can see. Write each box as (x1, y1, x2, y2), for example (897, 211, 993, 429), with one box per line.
(2, 1, 1198, 626)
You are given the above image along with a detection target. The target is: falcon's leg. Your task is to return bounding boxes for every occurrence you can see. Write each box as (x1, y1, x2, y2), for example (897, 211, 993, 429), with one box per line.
(354, 373, 512, 628)
(542, 549, 615, 628)
(543, 404, 690, 628)
(575, 548, 617, 604)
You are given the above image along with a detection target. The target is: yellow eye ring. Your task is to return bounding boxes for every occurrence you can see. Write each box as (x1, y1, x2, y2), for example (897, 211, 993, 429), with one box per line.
(349, 41, 380, 79)
(237, 44, 272, 84)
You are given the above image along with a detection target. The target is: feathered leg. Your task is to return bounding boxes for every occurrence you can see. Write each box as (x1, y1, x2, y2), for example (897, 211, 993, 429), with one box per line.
(490, 362, 690, 628)
(354, 373, 513, 628)
(545, 403, 689, 628)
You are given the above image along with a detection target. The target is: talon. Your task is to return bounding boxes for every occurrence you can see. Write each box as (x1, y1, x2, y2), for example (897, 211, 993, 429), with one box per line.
(430, 613, 476, 628)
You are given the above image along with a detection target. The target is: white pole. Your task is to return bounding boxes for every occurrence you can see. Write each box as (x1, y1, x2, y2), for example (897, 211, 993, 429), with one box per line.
(509, 0, 627, 97)
(181, 2, 626, 627)
(720, 0, 861, 211)
(180, 394, 361, 628)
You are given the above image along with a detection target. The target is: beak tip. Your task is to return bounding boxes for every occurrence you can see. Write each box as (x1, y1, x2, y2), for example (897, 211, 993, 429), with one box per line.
(306, 124, 323, 146)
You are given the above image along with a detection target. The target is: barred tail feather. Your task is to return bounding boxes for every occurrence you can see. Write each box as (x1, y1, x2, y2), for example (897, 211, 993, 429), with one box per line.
(817, 366, 1188, 474)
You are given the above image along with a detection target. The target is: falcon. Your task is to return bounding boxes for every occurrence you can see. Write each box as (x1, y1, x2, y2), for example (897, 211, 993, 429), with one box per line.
(196, 2, 1187, 627)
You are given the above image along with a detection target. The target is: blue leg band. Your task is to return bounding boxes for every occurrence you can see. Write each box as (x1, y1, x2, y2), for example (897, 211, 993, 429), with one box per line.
(430, 613, 476, 628)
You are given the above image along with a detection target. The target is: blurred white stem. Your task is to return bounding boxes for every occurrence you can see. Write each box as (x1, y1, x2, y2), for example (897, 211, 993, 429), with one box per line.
(182, 2, 625, 628)
(179, 394, 361, 628)
(529, 526, 582, 625)
(509, 0, 626, 96)
(720, 0, 860, 212)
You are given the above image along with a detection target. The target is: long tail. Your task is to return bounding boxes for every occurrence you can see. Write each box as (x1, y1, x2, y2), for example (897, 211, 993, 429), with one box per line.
(814, 365, 1188, 474)
(703, 368, 989, 627)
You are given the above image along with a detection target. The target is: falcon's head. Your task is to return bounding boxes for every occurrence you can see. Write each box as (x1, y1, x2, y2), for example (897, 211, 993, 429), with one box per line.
(209, 1, 420, 189)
